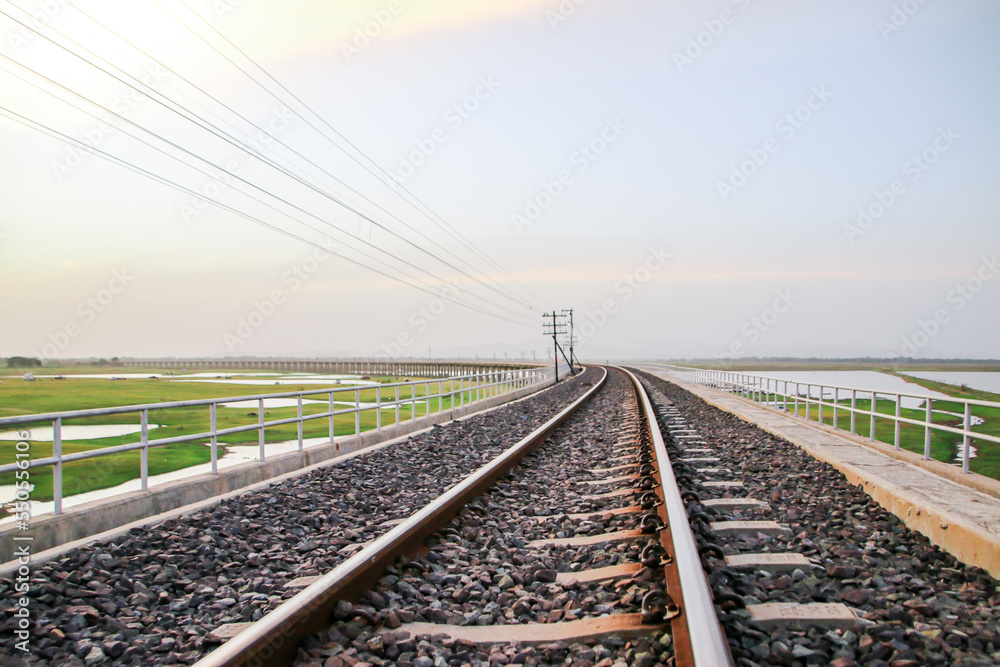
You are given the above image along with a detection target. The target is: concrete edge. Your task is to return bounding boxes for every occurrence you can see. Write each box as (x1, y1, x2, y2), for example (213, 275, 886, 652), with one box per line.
(677, 381, 1000, 501)
(645, 372, 1000, 579)
(0, 376, 564, 567)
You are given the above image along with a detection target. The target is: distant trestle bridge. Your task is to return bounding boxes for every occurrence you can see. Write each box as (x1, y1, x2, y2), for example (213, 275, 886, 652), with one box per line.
(119, 358, 544, 378)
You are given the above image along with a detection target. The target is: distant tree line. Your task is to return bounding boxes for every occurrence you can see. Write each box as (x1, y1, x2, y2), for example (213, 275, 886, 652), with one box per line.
(4, 356, 42, 368)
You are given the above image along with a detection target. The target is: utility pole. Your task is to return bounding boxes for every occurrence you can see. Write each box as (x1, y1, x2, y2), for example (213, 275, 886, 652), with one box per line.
(543, 311, 574, 382)
(562, 309, 578, 373)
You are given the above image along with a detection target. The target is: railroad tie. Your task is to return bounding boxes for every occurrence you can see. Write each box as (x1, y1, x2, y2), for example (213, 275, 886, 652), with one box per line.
(709, 520, 792, 537)
(580, 487, 636, 500)
(527, 528, 646, 548)
(701, 480, 744, 488)
(534, 506, 642, 522)
(577, 473, 641, 486)
(588, 463, 637, 474)
(394, 613, 665, 645)
(701, 497, 765, 511)
(745, 602, 861, 630)
(723, 552, 816, 573)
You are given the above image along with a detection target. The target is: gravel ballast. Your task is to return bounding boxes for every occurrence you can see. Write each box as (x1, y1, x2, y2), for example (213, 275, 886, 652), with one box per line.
(0, 370, 597, 667)
(635, 369, 1000, 667)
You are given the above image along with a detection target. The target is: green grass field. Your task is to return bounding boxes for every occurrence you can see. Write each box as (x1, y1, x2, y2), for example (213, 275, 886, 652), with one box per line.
(0, 370, 486, 501)
(771, 377, 1000, 480)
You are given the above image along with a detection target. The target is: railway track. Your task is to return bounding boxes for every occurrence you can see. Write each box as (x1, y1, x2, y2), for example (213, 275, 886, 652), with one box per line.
(7, 364, 997, 667)
(185, 367, 731, 667)
(634, 369, 1000, 667)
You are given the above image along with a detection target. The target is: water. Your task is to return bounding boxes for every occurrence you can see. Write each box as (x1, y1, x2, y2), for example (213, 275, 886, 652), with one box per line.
(170, 378, 380, 386)
(903, 372, 1000, 398)
(0, 435, 335, 518)
(220, 398, 327, 409)
(0, 424, 160, 441)
(721, 370, 953, 410)
(219, 398, 382, 409)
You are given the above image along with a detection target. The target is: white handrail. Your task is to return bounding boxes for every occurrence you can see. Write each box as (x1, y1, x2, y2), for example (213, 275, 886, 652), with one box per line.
(0, 367, 551, 514)
(657, 364, 998, 474)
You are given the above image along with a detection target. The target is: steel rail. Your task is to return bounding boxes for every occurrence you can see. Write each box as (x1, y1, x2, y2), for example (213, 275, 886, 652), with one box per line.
(191, 367, 607, 667)
(619, 367, 734, 667)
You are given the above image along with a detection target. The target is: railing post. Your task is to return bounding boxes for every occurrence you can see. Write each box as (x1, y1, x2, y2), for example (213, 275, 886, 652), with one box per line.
(805, 385, 811, 421)
(870, 392, 877, 441)
(426, 381, 431, 416)
(894, 394, 902, 450)
(395, 385, 400, 425)
(783, 380, 788, 412)
(850, 390, 857, 434)
(354, 389, 360, 435)
(258, 398, 266, 462)
(329, 392, 335, 442)
(818, 385, 824, 425)
(137, 411, 149, 493)
(297, 395, 304, 452)
(376, 386, 382, 430)
(832, 387, 840, 428)
(53, 417, 63, 515)
(210, 404, 218, 475)
(924, 400, 932, 460)
(962, 403, 972, 473)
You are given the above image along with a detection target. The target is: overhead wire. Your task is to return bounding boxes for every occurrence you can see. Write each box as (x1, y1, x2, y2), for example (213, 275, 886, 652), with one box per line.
(66, 0, 543, 314)
(158, 0, 550, 311)
(0, 2, 540, 321)
(0, 103, 538, 327)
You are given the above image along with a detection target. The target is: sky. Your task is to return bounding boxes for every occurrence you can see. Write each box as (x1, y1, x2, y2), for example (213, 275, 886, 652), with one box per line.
(0, 0, 998, 363)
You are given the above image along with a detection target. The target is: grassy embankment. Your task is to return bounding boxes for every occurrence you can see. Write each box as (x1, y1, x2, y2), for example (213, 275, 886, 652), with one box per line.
(774, 375, 1000, 480)
(0, 372, 481, 501)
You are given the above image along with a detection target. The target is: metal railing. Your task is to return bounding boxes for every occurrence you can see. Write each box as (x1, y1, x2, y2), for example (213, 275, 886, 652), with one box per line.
(658, 364, 1000, 474)
(0, 368, 550, 515)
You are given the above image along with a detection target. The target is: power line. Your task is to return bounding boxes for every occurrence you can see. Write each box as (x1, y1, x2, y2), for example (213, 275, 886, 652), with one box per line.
(0, 103, 539, 327)
(158, 0, 550, 311)
(66, 0, 539, 314)
(0, 2, 539, 321)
